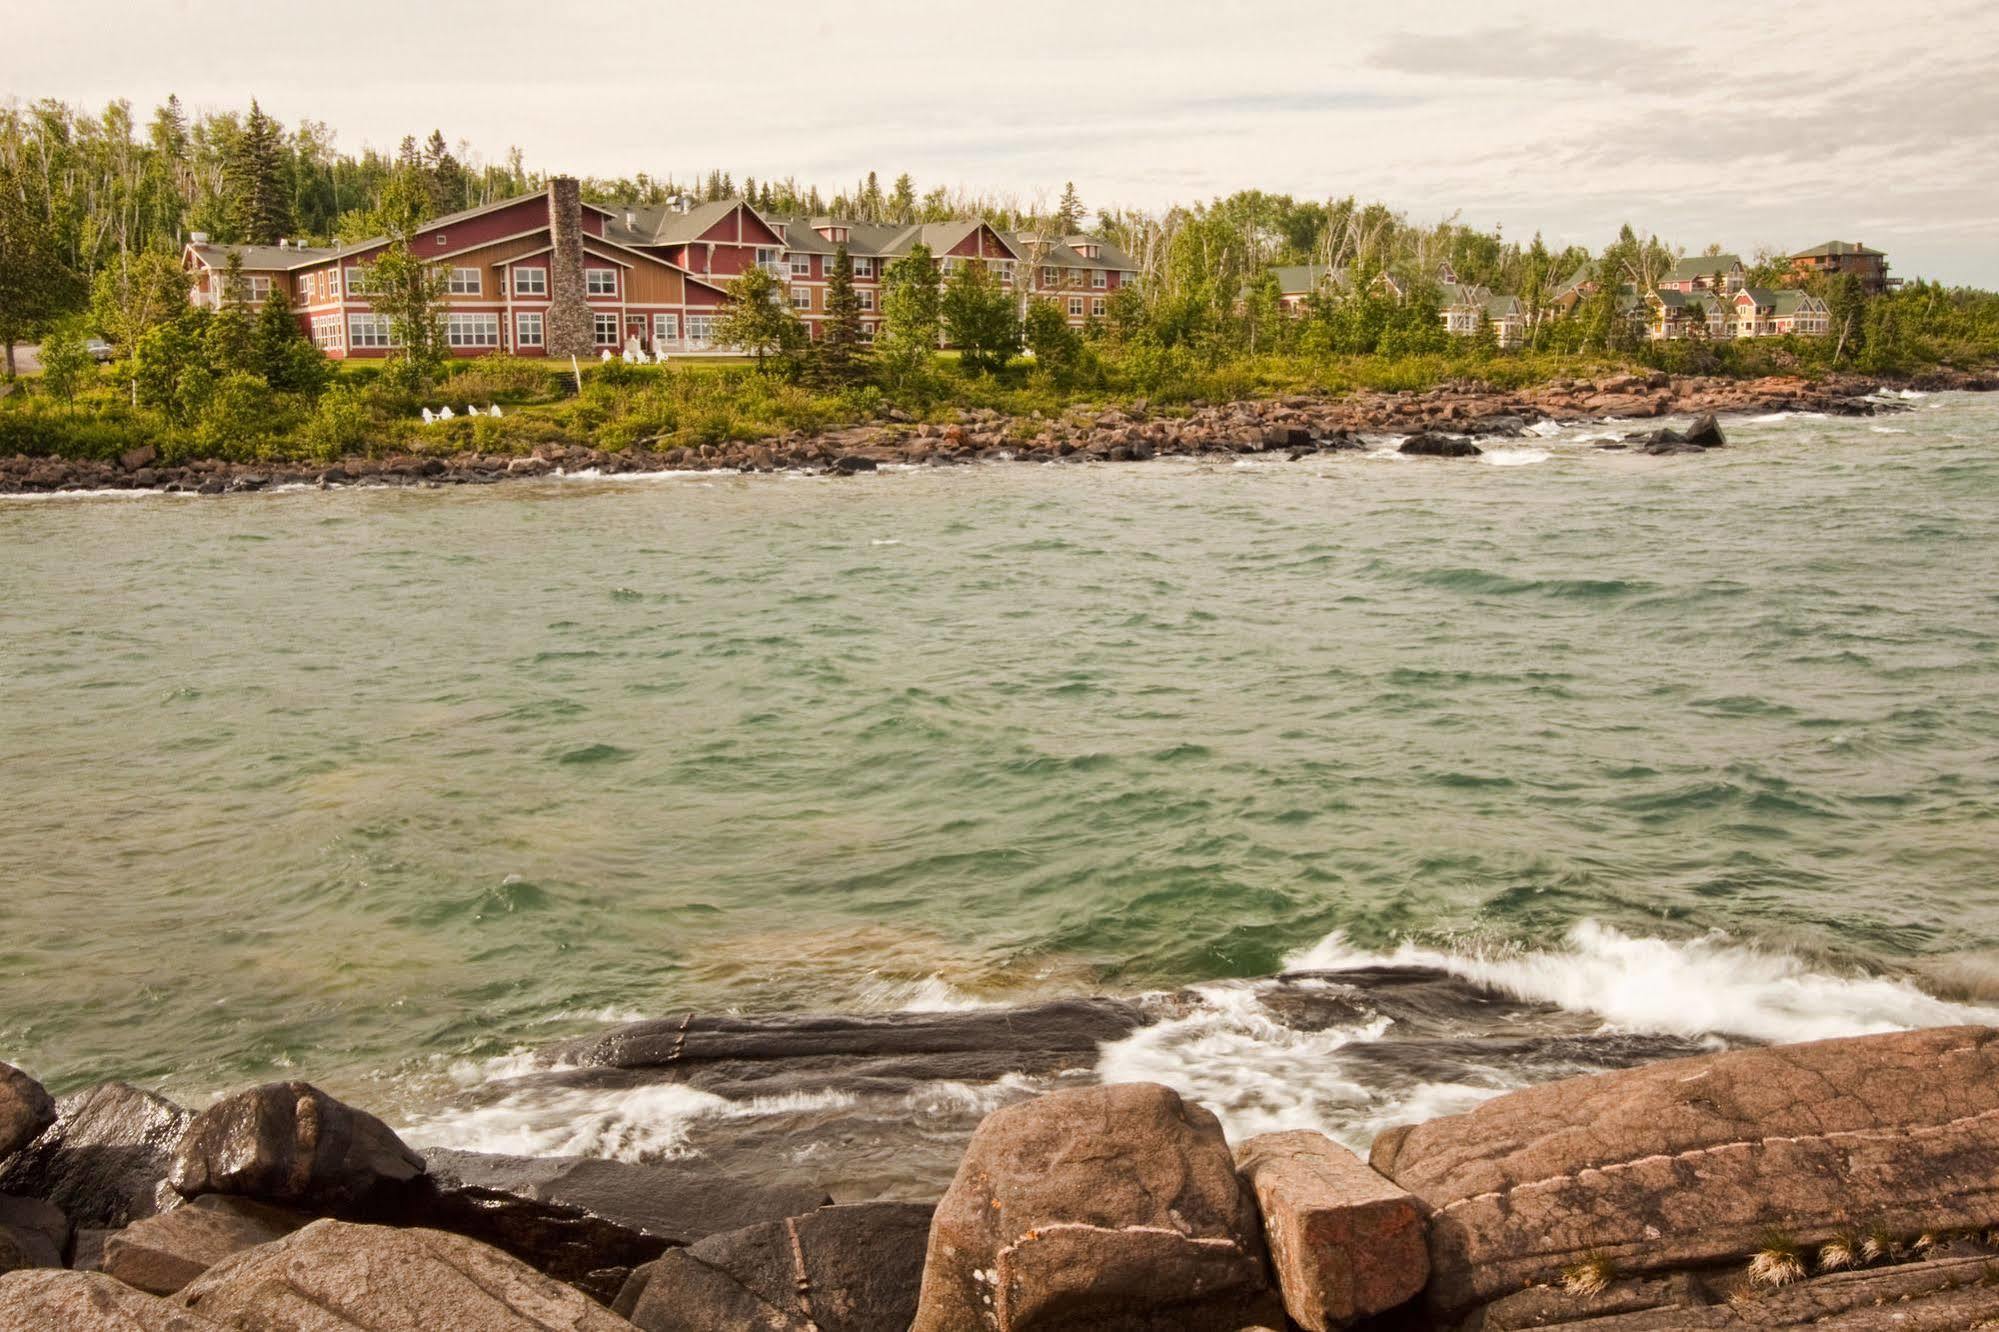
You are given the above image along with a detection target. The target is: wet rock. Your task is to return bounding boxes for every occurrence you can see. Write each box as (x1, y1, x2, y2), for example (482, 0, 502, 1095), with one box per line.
(623, 1201, 933, 1332)
(0, 1083, 190, 1228)
(1264, 425, 1313, 449)
(411, 1149, 830, 1300)
(1683, 411, 1726, 447)
(118, 444, 157, 472)
(0, 1196, 67, 1273)
(1236, 1130, 1426, 1329)
(1370, 1025, 1999, 1321)
(0, 1066, 53, 1161)
(168, 1082, 424, 1213)
(912, 1082, 1281, 1332)
(832, 455, 877, 473)
(0, 1269, 228, 1330)
(1398, 433, 1482, 458)
(101, 1195, 309, 1296)
(177, 1219, 634, 1331)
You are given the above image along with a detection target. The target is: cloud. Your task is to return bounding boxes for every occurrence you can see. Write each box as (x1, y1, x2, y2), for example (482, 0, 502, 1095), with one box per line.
(1370, 26, 1699, 92)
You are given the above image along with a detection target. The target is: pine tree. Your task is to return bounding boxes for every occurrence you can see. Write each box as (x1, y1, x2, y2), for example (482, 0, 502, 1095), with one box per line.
(888, 174, 917, 225)
(0, 163, 81, 379)
(223, 100, 294, 244)
(860, 171, 884, 223)
(817, 245, 867, 385)
(1055, 182, 1085, 235)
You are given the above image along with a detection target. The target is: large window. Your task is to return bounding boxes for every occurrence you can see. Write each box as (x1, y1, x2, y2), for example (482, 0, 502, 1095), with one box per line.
(852, 256, 875, 279)
(345, 267, 372, 297)
(790, 254, 812, 277)
(1068, 296, 1084, 317)
(1092, 269, 1107, 289)
(992, 260, 1014, 285)
(593, 313, 620, 345)
(654, 313, 679, 343)
(856, 289, 875, 311)
(515, 312, 544, 348)
(585, 269, 618, 297)
(233, 275, 271, 302)
(312, 318, 343, 351)
(1091, 297, 1106, 318)
(446, 313, 500, 348)
(347, 314, 396, 348)
(448, 267, 482, 295)
(514, 267, 547, 296)
(686, 314, 714, 344)
(791, 286, 813, 311)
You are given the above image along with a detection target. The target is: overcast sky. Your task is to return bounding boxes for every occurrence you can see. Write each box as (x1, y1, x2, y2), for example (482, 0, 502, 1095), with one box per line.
(10, 0, 1998, 284)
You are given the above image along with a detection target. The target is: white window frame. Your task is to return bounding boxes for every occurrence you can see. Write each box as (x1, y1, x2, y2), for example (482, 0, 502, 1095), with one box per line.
(653, 313, 678, 343)
(852, 256, 876, 279)
(312, 317, 343, 350)
(448, 267, 482, 295)
(791, 286, 813, 310)
(1068, 296, 1084, 317)
(859, 322, 876, 342)
(1040, 266, 1056, 288)
(515, 312, 544, 348)
(345, 267, 374, 298)
(686, 314, 714, 345)
(856, 288, 875, 311)
(347, 314, 397, 348)
(585, 268, 618, 297)
(790, 253, 812, 277)
(446, 312, 500, 349)
(328, 271, 340, 298)
(513, 267, 547, 297)
(593, 312, 620, 345)
(1091, 297, 1106, 318)
(1092, 269, 1107, 289)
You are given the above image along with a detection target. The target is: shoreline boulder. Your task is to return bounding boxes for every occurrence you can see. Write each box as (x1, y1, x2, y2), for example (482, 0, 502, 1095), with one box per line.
(168, 1083, 424, 1214)
(621, 1201, 934, 1332)
(0, 1196, 67, 1274)
(176, 1218, 635, 1330)
(0, 1269, 228, 1331)
(0, 1083, 191, 1229)
(911, 1081, 1281, 1332)
(102, 1195, 309, 1296)
(1370, 1025, 1999, 1320)
(0, 1066, 53, 1162)
(1236, 1129, 1427, 1329)
(1399, 433, 1482, 458)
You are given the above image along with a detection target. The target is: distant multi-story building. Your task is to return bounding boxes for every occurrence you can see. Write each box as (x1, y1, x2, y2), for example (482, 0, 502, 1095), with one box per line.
(1659, 254, 1747, 295)
(1788, 241, 1894, 295)
(181, 180, 1141, 359)
(1264, 263, 1526, 347)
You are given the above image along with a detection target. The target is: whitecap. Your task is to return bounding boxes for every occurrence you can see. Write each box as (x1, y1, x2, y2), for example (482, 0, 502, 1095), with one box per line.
(1283, 920, 1999, 1046)
(1480, 447, 1550, 467)
(853, 973, 995, 1013)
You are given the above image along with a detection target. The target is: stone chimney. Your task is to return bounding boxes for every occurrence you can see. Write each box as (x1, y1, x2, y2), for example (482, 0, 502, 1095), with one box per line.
(544, 176, 593, 358)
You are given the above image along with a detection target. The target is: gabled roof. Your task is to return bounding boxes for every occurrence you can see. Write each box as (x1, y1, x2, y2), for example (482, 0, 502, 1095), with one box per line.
(1267, 264, 1341, 297)
(186, 242, 338, 271)
(1792, 240, 1884, 259)
(1667, 253, 1743, 282)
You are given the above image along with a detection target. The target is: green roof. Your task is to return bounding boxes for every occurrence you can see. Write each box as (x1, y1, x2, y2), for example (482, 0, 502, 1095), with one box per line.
(1791, 240, 1883, 259)
(1666, 254, 1742, 282)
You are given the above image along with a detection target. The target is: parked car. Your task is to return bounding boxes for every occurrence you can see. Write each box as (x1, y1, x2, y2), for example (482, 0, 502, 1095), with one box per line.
(85, 338, 115, 362)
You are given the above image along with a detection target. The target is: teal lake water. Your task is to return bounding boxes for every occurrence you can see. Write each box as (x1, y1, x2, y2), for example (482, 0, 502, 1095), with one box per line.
(4, 393, 1998, 1132)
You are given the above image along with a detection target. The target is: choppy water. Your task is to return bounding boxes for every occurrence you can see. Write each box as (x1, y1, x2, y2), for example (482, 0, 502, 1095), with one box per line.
(4, 391, 1998, 1154)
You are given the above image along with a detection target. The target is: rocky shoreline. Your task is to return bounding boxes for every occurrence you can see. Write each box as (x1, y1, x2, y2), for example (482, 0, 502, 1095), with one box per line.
(6, 988, 1999, 1330)
(4, 368, 1994, 496)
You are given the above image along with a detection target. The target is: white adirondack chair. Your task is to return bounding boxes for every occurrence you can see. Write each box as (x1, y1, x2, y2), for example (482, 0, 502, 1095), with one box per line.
(420, 407, 435, 425)
(489, 404, 503, 418)
(438, 405, 455, 420)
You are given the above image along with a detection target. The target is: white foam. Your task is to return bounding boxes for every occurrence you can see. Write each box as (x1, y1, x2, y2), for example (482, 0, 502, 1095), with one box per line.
(1284, 920, 1999, 1045)
(1746, 411, 1830, 424)
(853, 974, 995, 1013)
(1480, 447, 1551, 467)
(400, 1080, 858, 1161)
(1526, 420, 1565, 438)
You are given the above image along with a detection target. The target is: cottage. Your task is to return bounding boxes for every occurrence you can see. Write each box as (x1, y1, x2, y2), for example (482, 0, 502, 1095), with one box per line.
(1659, 253, 1746, 295)
(1789, 241, 1893, 295)
(1729, 287, 1832, 338)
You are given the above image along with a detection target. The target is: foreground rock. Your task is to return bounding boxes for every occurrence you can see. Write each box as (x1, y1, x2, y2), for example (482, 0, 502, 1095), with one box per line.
(415, 1148, 831, 1300)
(620, 1201, 933, 1331)
(0, 1195, 67, 1273)
(0, 1067, 53, 1162)
(177, 1219, 635, 1331)
(101, 1195, 309, 1295)
(168, 1082, 425, 1213)
(1398, 432, 1482, 458)
(0, 1083, 191, 1228)
(1370, 1024, 1999, 1320)
(912, 1081, 1280, 1332)
(0, 1269, 228, 1330)
(1236, 1129, 1427, 1329)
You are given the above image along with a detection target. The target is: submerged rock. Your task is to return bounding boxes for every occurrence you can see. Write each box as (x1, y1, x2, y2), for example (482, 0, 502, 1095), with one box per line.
(0, 1083, 190, 1228)
(168, 1082, 424, 1213)
(177, 1219, 634, 1331)
(412, 1148, 831, 1300)
(1236, 1129, 1427, 1329)
(101, 1195, 309, 1295)
(912, 1081, 1280, 1332)
(0, 1066, 53, 1162)
(1370, 1025, 1999, 1320)
(1398, 433, 1482, 458)
(1683, 411, 1726, 447)
(0, 1269, 227, 1330)
(621, 1201, 933, 1332)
